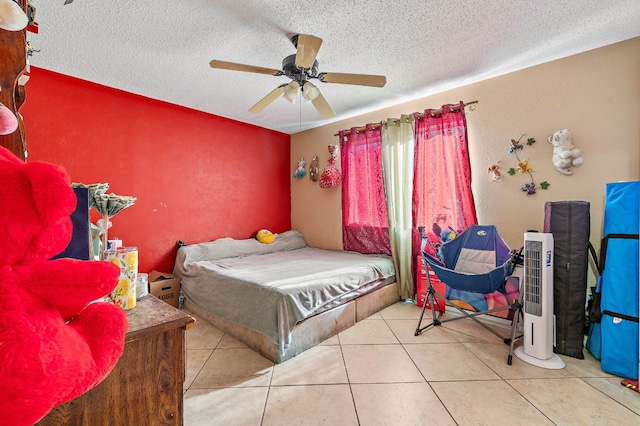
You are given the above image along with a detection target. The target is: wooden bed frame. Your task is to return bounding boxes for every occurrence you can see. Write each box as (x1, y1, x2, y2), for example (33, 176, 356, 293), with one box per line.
(184, 281, 399, 363)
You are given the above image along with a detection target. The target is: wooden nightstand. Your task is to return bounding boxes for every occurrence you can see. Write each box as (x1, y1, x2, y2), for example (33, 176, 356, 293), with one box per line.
(37, 295, 195, 426)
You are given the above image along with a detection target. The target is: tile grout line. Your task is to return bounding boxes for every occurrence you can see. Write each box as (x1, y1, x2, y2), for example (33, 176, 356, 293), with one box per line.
(183, 305, 640, 424)
(337, 332, 363, 426)
(380, 312, 459, 424)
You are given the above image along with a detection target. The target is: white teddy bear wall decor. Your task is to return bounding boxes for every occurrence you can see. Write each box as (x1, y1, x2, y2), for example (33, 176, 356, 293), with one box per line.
(547, 129, 583, 176)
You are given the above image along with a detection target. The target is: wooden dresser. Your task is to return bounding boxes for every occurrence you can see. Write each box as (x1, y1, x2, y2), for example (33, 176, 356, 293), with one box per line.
(37, 296, 194, 426)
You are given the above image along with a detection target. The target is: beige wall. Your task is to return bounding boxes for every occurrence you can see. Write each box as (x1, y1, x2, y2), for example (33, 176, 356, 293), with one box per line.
(291, 37, 640, 253)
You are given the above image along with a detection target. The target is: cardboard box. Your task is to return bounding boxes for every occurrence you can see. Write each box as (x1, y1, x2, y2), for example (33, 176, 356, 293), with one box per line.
(148, 270, 181, 308)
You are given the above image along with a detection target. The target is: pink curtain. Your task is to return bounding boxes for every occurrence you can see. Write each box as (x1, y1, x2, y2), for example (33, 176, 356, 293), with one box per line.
(340, 125, 391, 255)
(412, 102, 477, 258)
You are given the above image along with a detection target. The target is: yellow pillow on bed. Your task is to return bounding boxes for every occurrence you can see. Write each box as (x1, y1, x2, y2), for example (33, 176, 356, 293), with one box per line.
(256, 229, 276, 244)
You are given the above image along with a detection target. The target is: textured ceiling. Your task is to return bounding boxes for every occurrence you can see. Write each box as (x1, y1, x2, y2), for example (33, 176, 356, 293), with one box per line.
(26, 0, 640, 134)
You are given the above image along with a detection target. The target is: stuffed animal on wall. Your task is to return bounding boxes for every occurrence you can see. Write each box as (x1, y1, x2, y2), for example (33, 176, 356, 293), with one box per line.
(0, 146, 128, 426)
(293, 156, 306, 179)
(547, 129, 583, 175)
(309, 155, 319, 182)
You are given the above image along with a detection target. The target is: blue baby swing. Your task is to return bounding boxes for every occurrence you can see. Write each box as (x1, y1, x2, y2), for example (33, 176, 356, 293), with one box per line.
(415, 224, 523, 363)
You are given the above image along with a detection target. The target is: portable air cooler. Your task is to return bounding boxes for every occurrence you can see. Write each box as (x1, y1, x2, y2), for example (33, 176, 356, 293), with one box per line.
(514, 232, 565, 369)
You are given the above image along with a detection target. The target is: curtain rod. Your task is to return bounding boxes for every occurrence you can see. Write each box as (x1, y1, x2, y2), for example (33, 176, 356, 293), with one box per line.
(334, 100, 478, 137)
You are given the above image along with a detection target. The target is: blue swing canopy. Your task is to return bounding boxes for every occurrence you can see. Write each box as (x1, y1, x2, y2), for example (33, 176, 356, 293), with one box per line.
(423, 224, 513, 294)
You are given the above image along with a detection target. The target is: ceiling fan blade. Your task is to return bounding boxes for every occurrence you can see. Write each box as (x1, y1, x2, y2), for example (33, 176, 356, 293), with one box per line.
(319, 72, 386, 87)
(294, 34, 322, 69)
(311, 91, 336, 119)
(249, 85, 286, 113)
(209, 60, 282, 76)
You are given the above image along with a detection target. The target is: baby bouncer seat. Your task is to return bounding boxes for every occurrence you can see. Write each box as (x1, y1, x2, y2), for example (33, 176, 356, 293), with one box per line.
(415, 224, 523, 362)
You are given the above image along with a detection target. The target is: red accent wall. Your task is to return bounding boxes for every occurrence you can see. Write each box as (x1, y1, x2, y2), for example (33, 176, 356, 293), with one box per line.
(21, 68, 291, 273)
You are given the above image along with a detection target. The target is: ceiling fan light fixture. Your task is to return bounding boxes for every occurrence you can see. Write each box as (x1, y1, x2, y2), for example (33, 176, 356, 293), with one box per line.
(210, 32, 386, 120)
(302, 82, 320, 101)
(283, 80, 300, 103)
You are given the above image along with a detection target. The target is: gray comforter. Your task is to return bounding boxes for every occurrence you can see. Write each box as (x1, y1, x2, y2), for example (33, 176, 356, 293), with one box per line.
(174, 231, 395, 354)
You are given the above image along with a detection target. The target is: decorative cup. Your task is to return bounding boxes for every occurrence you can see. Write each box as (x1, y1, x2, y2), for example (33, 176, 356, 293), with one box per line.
(103, 247, 138, 310)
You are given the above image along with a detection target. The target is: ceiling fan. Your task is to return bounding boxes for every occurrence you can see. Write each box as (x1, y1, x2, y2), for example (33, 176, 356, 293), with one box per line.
(209, 34, 386, 119)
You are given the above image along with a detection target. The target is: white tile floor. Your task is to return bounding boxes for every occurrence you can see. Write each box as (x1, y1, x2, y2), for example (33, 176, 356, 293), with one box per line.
(183, 301, 640, 426)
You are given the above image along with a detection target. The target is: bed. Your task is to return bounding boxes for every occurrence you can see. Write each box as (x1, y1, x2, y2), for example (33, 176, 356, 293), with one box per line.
(173, 230, 398, 363)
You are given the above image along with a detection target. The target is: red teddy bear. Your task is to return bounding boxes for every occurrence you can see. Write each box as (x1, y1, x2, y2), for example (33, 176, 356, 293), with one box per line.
(0, 146, 128, 425)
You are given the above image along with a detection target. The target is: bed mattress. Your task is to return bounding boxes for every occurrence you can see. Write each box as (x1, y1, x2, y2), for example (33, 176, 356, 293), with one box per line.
(174, 231, 395, 356)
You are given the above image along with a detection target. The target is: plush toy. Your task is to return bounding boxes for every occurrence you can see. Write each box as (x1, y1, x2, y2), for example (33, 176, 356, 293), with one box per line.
(293, 156, 306, 179)
(440, 227, 458, 243)
(0, 146, 128, 426)
(256, 229, 276, 244)
(547, 129, 583, 175)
